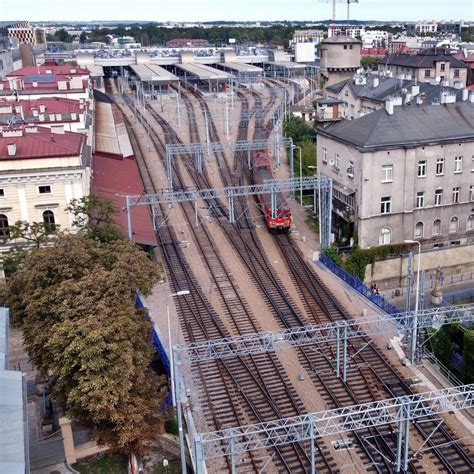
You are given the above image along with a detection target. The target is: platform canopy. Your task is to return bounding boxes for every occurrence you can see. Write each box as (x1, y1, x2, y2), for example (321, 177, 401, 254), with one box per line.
(130, 64, 178, 83)
(175, 63, 232, 81)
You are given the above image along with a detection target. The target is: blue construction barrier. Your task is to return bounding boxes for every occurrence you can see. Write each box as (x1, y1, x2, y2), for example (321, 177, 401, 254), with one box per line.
(319, 253, 401, 315)
(135, 292, 173, 409)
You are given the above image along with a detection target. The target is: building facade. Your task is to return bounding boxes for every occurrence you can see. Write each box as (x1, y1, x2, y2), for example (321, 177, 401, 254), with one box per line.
(0, 21, 42, 46)
(378, 52, 468, 88)
(0, 125, 91, 240)
(317, 102, 474, 250)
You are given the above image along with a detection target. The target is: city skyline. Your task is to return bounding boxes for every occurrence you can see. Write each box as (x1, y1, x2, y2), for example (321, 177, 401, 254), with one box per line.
(1, 0, 472, 23)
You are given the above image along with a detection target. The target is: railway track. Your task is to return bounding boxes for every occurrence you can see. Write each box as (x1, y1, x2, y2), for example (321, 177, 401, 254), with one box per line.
(110, 78, 473, 473)
(109, 79, 336, 472)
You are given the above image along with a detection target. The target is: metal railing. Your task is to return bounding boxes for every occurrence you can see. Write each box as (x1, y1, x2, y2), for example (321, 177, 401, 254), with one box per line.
(319, 253, 400, 315)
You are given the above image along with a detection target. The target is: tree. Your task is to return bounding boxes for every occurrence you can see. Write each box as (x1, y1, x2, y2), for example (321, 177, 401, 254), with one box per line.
(66, 195, 123, 243)
(79, 31, 88, 44)
(3, 220, 59, 248)
(283, 116, 314, 146)
(361, 56, 380, 70)
(5, 235, 165, 471)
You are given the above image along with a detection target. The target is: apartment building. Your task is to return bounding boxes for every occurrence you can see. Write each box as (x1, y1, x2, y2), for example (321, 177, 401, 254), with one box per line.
(317, 102, 474, 250)
(0, 125, 91, 239)
(378, 51, 468, 88)
(324, 72, 467, 120)
(1, 65, 91, 101)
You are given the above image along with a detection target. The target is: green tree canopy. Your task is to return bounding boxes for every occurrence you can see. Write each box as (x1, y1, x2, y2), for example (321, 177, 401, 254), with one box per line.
(5, 234, 165, 458)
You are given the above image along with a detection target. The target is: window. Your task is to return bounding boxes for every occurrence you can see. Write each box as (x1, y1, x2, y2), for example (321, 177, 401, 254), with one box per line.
(322, 147, 327, 163)
(436, 158, 444, 175)
(471, 185, 474, 201)
(335, 154, 340, 170)
(416, 191, 425, 208)
(454, 69, 460, 78)
(467, 214, 474, 231)
(0, 214, 9, 237)
(382, 164, 393, 182)
(452, 187, 460, 204)
(42, 210, 56, 233)
(454, 156, 463, 173)
(449, 216, 458, 233)
(417, 160, 427, 177)
(440, 63, 445, 72)
(0, 189, 4, 197)
(380, 196, 391, 214)
(424, 69, 431, 77)
(38, 185, 51, 194)
(344, 45, 347, 50)
(415, 221, 424, 238)
(432, 219, 441, 235)
(471, 156, 474, 172)
(379, 227, 391, 245)
(434, 189, 443, 206)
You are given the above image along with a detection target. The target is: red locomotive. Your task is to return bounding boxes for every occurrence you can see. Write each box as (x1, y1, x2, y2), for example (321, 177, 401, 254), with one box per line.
(252, 150, 291, 233)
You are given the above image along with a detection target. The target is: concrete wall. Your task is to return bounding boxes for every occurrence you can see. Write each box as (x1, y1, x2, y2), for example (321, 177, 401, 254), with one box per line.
(320, 41, 361, 71)
(365, 244, 474, 289)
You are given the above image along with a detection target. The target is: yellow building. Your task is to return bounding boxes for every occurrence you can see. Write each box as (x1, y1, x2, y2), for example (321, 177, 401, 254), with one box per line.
(0, 125, 91, 239)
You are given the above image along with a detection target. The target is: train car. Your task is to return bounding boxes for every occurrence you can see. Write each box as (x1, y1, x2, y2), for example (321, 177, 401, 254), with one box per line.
(252, 150, 291, 233)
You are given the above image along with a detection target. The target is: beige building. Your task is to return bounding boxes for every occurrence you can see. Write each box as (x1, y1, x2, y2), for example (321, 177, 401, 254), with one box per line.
(378, 52, 468, 88)
(317, 102, 474, 250)
(319, 36, 361, 87)
(0, 125, 91, 241)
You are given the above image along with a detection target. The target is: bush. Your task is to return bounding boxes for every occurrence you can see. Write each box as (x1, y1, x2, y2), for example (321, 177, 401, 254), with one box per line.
(165, 418, 179, 436)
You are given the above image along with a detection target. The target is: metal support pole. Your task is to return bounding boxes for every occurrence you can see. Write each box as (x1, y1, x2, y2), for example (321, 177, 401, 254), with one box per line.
(395, 405, 404, 473)
(204, 111, 210, 158)
(225, 97, 230, 138)
(335, 324, 341, 378)
(166, 150, 173, 191)
(196, 150, 203, 173)
(247, 150, 251, 169)
(290, 145, 294, 181)
(310, 423, 316, 474)
(126, 196, 132, 239)
(271, 186, 277, 219)
(342, 323, 348, 383)
(230, 436, 236, 474)
(402, 401, 411, 472)
(410, 242, 421, 366)
(174, 348, 188, 474)
(406, 252, 413, 312)
(195, 201, 199, 227)
(228, 195, 235, 223)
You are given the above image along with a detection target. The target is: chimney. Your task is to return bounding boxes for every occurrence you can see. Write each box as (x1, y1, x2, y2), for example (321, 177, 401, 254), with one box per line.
(411, 84, 420, 96)
(385, 97, 394, 115)
(462, 88, 469, 101)
(32, 107, 39, 117)
(416, 95, 423, 105)
(373, 77, 379, 88)
(39, 104, 46, 113)
(25, 124, 38, 133)
(51, 124, 65, 134)
(442, 79, 449, 87)
(453, 81, 462, 90)
(469, 91, 474, 103)
(7, 142, 17, 156)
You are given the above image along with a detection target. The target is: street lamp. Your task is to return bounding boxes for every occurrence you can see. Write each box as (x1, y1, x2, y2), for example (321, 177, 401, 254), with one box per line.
(404, 240, 421, 365)
(167, 290, 190, 406)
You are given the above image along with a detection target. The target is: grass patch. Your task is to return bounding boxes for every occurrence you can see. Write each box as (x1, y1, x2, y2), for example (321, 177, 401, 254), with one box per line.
(72, 453, 127, 474)
(150, 459, 180, 474)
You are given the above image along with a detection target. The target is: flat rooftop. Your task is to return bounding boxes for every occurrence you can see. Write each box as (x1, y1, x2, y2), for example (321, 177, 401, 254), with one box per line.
(266, 61, 306, 70)
(220, 62, 263, 74)
(174, 63, 232, 80)
(130, 64, 178, 83)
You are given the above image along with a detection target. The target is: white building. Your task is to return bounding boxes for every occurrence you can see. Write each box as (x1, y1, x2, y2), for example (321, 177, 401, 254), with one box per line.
(317, 101, 474, 250)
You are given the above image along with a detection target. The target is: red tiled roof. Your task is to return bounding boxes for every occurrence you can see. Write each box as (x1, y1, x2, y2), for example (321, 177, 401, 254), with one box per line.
(0, 97, 82, 115)
(92, 154, 157, 246)
(0, 126, 85, 159)
(6, 65, 90, 78)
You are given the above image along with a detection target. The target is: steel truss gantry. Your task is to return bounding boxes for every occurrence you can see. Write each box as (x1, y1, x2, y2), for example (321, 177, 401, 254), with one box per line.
(172, 304, 474, 473)
(164, 137, 294, 189)
(192, 385, 474, 473)
(175, 304, 474, 374)
(125, 175, 333, 247)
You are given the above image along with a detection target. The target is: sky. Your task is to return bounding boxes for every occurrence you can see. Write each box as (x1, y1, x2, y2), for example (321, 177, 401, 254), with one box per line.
(1, 0, 472, 23)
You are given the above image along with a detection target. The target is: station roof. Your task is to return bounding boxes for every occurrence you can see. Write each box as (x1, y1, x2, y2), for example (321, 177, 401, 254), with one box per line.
(220, 62, 263, 74)
(175, 63, 232, 80)
(266, 61, 306, 70)
(130, 64, 178, 83)
(86, 65, 104, 77)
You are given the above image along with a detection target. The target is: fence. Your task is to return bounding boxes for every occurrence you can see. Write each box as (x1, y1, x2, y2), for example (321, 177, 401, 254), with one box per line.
(319, 253, 400, 315)
(134, 292, 173, 409)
